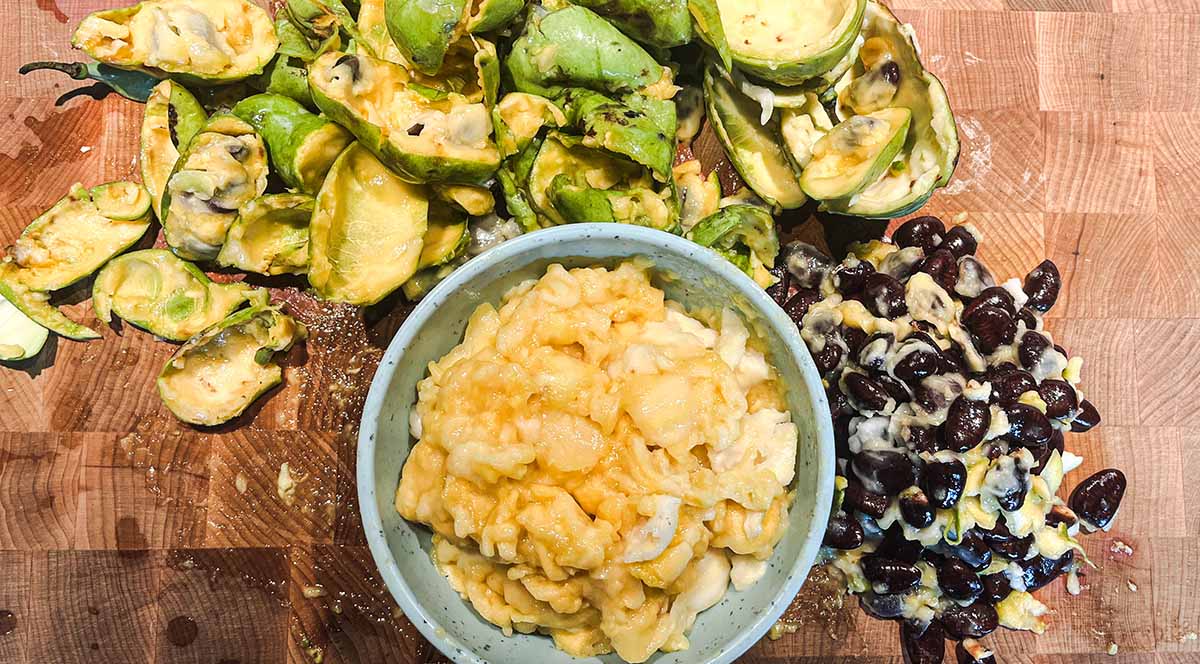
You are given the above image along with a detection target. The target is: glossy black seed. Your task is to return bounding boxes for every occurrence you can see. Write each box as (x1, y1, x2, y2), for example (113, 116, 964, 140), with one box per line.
(783, 242, 835, 289)
(962, 305, 1016, 353)
(1005, 403, 1053, 447)
(1071, 399, 1102, 432)
(860, 592, 906, 620)
(827, 385, 853, 419)
(944, 396, 991, 452)
(845, 372, 890, 411)
(1032, 428, 1065, 475)
(988, 455, 1030, 512)
(833, 416, 852, 459)
(980, 573, 1012, 604)
(980, 519, 1033, 560)
(918, 249, 960, 292)
(1018, 331, 1051, 370)
(841, 326, 869, 358)
(922, 459, 967, 509)
(852, 450, 917, 496)
(858, 333, 894, 370)
(905, 425, 937, 453)
(811, 340, 843, 375)
(765, 263, 790, 305)
(783, 288, 821, 325)
(880, 246, 925, 280)
(1045, 503, 1079, 529)
(907, 329, 939, 347)
(956, 640, 997, 664)
(942, 225, 979, 258)
(940, 602, 999, 639)
(881, 60, 901, 85)
(878, 375, 912, 404)
(334, 54, 360, 80)
(965, 286, 1017, 317)
(1038, 379, 1078, 419)
(900, 489, 935, 529)
(1023, 260, 1062, 313)
(406, 123, 425, 136)
(893, 216, 945, 252)
(1018, 550, 1074, 592)
(937, 348, 965, 375)
(824, 514, 865, 549)
(901, 619, 946, 664)
(863, 272, 908, 318)
(1069, 469, 1127, 531)
(833, 260, 876, 296)
(937, 558, 983, 601)
(990, 368, 1036, 405)
(878, 525, 924, 564)
(844, 480, 890, 519)
(862, 555, 922, 594)
(894, 351, 940, 386)
(945, 530, 992, 571)
(1017, 306, 1039, 330)
(956, 256, 995, 298)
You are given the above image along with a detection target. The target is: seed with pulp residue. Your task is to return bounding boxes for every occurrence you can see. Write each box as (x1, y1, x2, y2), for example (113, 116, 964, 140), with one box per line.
(942, 225, 978, 258)
(900, 620, 945, 664)
(963, 305, 1015, 353)
(824, 514, 865, 549)
(845, 372, 890, 411)
(1023, 259, 1061, 312)
(1069, 468, 1126, 531)
(940, 601, 999, 639)
(944, 396, 991, 452)
(1071, 399, 1102, 432)
(1038, 379, 1078, 418)
(893, 215, 945, 252)
(844, 480, 890, 518)
(863, 272, 908, 318)
(937, 557, 983, 601)
(918, 249, 959, 292)
(862, 555, 922, 594)
(833, 260, 875, 296)
(921, 458, 967, 509)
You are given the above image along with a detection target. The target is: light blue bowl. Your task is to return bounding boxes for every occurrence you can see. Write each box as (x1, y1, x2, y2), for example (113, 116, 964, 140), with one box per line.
(358, 224, 835, 664)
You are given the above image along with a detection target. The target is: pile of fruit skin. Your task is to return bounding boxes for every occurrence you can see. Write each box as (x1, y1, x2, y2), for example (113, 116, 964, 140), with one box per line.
(770, 215, 1126, 663)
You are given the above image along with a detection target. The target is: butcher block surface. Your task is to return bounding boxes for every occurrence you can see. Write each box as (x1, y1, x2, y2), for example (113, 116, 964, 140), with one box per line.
(1, 1, 1198, 662)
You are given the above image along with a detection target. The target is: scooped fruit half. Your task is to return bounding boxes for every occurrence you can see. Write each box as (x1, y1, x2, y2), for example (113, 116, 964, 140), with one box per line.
(492, 92, 566, 158)
(231, 93, 352, 194)
(217, 194, 313, 276)
(94, 249, 267, 341)
(4, 182, 152, 292)
(524, 134, 659, 227)
(704, 66, 806, 210)
(825, 0, 960, 218)
(141, 80, 208, 220)
(157, 306, 306, 426)
(309, 143, 430, 305)
(570, 0, 692, 48)
(309, 52, 500, 184)
(713, 0, 865, 86)
(800, 107, 910, 201)
(161, 116, 270, 261)
(0, 293, 50, 362)
(688, 204, 780, 287)
(0, 263, 98, 341)
(71, 0, 278, 85)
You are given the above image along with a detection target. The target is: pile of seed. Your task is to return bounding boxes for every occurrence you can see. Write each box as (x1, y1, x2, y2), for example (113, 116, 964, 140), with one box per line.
(770, 216, 1127, 662)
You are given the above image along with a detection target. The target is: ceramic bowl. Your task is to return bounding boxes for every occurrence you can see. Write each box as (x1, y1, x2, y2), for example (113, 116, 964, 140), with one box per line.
(358, 224, 835, 664)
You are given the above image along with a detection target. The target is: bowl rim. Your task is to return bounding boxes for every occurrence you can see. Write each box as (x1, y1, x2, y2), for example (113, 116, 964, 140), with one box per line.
(358, 223, 835, 664)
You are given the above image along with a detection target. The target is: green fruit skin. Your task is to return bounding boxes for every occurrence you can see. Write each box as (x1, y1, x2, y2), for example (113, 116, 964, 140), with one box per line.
(251, 56, 317, 109)
(385, 0, 468, 76)
(569, 0, 691, 49)
(727, 0, 867, 87)
(688, 0, 731, 71)
(232, 94, 352, 194)
(505, 6, 666, 98)
(142, 80, 208, 220)
(559, 89, 676, 183)
(0, 268, 99, 341)
(464, 0, 526, 33)
(800, 110, 911, 202)
(308, 56, 500, 185)
(688, 204, 779, 266)
(548, 176, 678, 232)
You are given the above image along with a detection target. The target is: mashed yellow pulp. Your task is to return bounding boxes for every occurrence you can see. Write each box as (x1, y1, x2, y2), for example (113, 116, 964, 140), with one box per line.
(396, 262, 799, 662)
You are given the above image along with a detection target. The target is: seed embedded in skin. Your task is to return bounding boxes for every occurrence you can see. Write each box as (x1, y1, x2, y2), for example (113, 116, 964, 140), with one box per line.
(1071, 399, 1102, 432)
(1069, 468, 1127, 531)
(893, 216, 945, 252)
(845, 372, 890, 411)
(942, 225, 979, 258)
(881, 60, 901, 85)
(834, 260, 876, 296)
(917, 249, 960, 292)
(937, 558, 983, 601)
(922, 458, 967, 509)
(1038, 379, 1078, 418)
(963, 305, 1016, 353)
(1023, 259, 1062, 312)
(863, 272, 908, 318)
(862, 555, 922, 594)
(944, 396, 990, 452)
(940, 602, 999, 639)
(824, 514, 866, 549)
(901, 620, 946, 664)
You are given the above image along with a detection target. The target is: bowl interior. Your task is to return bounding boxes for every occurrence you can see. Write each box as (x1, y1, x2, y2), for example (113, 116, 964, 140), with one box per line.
(359, 226, 834, 664)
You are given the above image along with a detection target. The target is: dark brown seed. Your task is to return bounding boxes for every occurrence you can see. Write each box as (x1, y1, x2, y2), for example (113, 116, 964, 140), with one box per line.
(824, 514, 865, 549)
(1023, 260, 1062, 312)
(881, 60, 901, 85)
(1071, 399, 1102, 432)
(987, 454, 1030, 512)
(852, 450, 918, 496)
(764, 263, 790, 305)
(917, 249, 959, 292)
(944, 396, 991, 452)
(846, 372, 890, 411)
(980, 573, 1011, 604)
(1005, 403, 1053, 447)
(1069, 468, 1127, 531)
(827, 384, 853, 418)
(1018, 331, 1051, 370)
(946, 529, 992, 571)
(940, 602, 999, 639)
(956, 639, 997, 664)
(844, 480, 890, 519)
(894, 348, 940, 384)
(1038, 379, 1078, 419)
(811, 340, 843, 375)
(1032, 428, 1065, 475)
(937, 558, 983, 601)
(860, 592, 907, 620)
(1018, 550, 1073, 592)
(937, 348, 965, 375)
(980, 519, 1033, 560)
(858, 333, 894, 370)
(990, 368, 1036, 405)
(962, 305, 1016, 353)
(863, 272, 908, 318)
(901, 620, 946, 664)
(880, 246, 925, 280)
(942, 225, 979, 258)
(1017, 306, 1039, 330)
(334, 54, 361, 80)
(834, 260, 876, 296)
(922, 458, 967, 509)
(904, 425, 937, 453)
(783, 242, 834, 289)
(965, 286, 1017, 317)
(893, 216, 946, 252)
(878, 375, 912, 404)
(900, 489, 935, 529)
(879, 525, 925, 564)
(862, 555, 922, 594)
(834, 416, 852, 459)
(783, 288, 821, 324)
(841, 326, 869, 358)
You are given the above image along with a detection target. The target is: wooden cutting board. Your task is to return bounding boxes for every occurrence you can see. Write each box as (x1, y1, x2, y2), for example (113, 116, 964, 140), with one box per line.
(1, 1, 1196, 663)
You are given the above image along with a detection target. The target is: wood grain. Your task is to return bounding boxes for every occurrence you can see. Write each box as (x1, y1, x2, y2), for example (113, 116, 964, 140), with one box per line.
(0, 0, 1197, 663)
